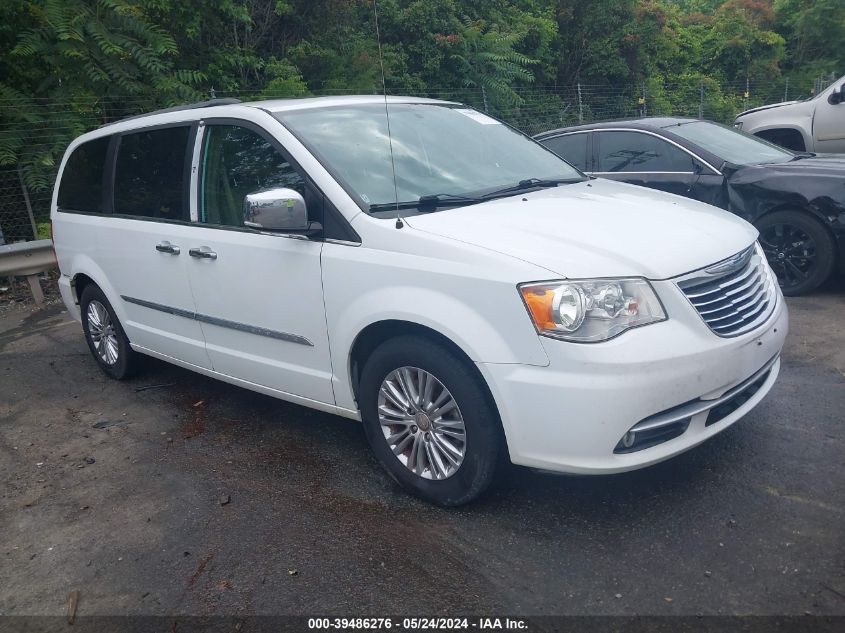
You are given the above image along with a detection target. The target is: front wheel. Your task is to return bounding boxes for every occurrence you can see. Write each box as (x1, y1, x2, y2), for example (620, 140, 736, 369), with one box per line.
(359, 336, 503, 506)
(756, 210, 836, 296)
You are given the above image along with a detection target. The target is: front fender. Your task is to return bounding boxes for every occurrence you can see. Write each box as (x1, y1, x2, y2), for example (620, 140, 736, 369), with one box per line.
(331, 286, 550, 411)
(322, 253, 550, 411)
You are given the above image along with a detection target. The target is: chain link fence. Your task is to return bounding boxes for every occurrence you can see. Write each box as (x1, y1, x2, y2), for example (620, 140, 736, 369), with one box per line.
(0, 168, 51, 244)
(1, 74, 837, 244)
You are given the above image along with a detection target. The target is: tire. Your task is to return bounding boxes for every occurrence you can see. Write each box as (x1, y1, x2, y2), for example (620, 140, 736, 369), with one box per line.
(359, 336, 502, 506)
(756, 210, 836, 296)
(80, 285, 141, 379)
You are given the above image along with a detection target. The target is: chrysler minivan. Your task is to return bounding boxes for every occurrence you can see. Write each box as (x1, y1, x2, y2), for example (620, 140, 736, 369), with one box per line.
(52, 96, 787, 505)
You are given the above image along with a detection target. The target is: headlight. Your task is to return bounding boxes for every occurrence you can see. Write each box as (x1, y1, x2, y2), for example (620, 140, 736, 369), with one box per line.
(733, 121, 743, 130)
(519, 278, 666, 342)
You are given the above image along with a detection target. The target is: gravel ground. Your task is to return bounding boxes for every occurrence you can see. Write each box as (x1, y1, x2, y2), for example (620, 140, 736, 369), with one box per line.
(0, 271, 62, 316)
(0, 279, 843, 619)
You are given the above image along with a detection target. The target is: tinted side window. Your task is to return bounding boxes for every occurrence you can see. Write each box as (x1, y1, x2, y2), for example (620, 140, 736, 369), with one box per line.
(200, 125, 306, 227)
(542, 133, 589, 171)
(596, 131, 694, 173)
(57, 137, 110, 213)
(114, 126, 190, 221)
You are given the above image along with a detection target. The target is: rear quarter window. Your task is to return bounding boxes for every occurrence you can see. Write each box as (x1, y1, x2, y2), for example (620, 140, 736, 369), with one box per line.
(541, 133, 590, 171)
(57, 137, 110, 213)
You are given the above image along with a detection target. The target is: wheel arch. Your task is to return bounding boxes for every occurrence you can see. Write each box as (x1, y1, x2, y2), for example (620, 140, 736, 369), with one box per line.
(71, 272, 96, 304)
(66, 257, 129, 325)
(348, 319, 511, 464)
(348, 319, 492, 405)
(752, 126, 809, 152)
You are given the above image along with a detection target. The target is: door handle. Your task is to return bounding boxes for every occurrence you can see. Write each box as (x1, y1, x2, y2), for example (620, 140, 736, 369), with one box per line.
(155, 241, 180, 255)
(188, 247, 217, 260)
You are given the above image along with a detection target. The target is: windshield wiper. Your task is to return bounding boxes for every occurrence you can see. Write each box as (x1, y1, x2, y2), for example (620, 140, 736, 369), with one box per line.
(368, 193, 483, 214)
(367, 179, 583, 214)
(478, 177, 585, 200)
(789, 152, 816, 161)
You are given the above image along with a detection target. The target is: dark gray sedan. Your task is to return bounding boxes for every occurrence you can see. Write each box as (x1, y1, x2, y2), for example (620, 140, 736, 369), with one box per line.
(535, 118, 845, 295)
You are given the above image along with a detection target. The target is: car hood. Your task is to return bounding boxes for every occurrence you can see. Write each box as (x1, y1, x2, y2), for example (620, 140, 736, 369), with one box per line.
(727, 156, 845, 210)
(404, 178, 757, 279)
(746, 154, 845, 175)
(736, 100, 800, 119)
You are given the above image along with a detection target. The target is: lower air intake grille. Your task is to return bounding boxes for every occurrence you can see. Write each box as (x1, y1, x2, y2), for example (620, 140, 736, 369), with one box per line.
(678, 245, 777, 337)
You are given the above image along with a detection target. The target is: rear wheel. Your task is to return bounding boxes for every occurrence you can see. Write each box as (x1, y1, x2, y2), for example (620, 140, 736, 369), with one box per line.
(756, 210, 836, 296)
(359, 336, 502, 506)
(80, 285, 141, 379)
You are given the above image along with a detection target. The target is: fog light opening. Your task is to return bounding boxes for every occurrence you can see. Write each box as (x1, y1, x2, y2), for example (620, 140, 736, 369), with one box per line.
(614, 418, 692, 454)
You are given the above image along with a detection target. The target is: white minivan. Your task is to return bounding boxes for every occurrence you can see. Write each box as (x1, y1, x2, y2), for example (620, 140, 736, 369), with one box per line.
(52, 96, 787, 505)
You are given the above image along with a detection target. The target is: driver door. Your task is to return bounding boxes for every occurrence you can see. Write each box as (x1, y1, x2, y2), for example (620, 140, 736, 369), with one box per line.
(593, 130, 697, 197)
(185, 121, 334, 405)
(813, 82, 845, 153)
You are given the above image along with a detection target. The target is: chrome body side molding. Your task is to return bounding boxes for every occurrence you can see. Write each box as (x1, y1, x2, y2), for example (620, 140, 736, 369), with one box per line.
(121, 295, 314, 346)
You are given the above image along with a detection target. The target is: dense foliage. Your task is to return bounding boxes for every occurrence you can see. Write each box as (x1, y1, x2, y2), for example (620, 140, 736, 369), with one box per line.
(1, 0, 843, 190)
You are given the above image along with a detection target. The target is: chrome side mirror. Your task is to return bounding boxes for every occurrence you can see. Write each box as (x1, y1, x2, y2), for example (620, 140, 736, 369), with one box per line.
(243, 188, 309, 231)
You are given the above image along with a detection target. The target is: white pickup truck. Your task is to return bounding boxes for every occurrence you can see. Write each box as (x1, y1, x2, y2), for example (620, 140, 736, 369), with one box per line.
(735, 74, 845, 153)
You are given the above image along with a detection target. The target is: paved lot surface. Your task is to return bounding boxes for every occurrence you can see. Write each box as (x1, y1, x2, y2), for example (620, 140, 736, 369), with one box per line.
(1, 283, 843, 617)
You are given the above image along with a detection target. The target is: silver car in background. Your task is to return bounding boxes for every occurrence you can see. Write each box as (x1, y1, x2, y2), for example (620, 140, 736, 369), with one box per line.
(735, 73, 845, 153)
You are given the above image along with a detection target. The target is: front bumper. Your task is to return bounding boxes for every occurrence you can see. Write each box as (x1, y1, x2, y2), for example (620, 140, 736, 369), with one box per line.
(478, 280, 788, 474)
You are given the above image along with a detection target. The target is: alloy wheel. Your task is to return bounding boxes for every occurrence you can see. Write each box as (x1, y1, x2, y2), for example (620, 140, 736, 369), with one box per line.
(86, 300, 119, 366)
(377, 366, 467, 480)
(759, 223, 817, 290)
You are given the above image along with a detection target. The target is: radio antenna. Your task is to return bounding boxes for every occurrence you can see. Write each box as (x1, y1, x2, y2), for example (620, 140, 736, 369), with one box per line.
(372, 0, 403, 229)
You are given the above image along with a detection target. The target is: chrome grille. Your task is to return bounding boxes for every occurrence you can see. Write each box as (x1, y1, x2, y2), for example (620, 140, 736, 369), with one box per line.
(678, 245, 777, 337)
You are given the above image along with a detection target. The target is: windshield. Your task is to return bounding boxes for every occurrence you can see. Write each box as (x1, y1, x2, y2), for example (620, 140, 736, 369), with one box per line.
(276, 103, 584, 214)
(669, 121, 793, 165)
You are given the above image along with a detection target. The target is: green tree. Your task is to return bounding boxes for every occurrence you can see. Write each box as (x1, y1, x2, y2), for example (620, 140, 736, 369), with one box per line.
(0, 0, 202, 190)
(261, 58, 310, 98)
(554, 0, 641, 86)
(775, 0, 845, 94)
(704, 0, 785, 85)
(2, 0, 844, 192)
(446, 18, 535, 110)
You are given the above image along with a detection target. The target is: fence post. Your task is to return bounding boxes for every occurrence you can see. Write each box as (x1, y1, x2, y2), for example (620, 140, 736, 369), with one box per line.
(640, 82, 648, 117)
(26, 275, 45, 305)
(577, 82, 583, 123)
(17, 166, 38, 240)
(744, 76, 749, 110)
(698, 80, 704, 119)
(783, 78, 789, 102)
(642, 82, 647, 117)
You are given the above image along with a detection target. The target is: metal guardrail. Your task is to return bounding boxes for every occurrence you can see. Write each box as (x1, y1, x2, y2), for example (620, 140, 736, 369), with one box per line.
(0, 239, 57, 304)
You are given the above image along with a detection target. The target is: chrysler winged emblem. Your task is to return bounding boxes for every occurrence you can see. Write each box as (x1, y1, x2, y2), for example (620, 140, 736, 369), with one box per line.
(705, 246, 753, 276)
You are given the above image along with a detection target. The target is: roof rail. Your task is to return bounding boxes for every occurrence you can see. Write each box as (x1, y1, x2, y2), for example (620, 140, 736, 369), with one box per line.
(99, 98, 242, 129)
